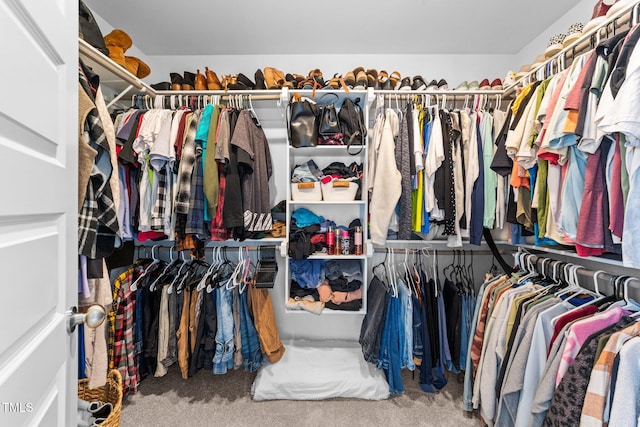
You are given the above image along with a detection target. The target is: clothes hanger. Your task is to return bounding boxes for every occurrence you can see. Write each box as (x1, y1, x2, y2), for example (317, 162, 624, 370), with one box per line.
(248, 95, 262, 127)
(387, 248, 398, 298)
(196, 246, 219, 292)
(130, 245, 161, 292)
(167, 250, 190, 295)
(205, 246, 225, 293)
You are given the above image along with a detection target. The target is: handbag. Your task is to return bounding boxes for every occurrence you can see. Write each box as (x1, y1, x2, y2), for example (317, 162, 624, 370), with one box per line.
(287, 94, 319, 148)
(338, 97, 367, 154)
(79, 1, 109, 56)
(317, 93, 341, 138)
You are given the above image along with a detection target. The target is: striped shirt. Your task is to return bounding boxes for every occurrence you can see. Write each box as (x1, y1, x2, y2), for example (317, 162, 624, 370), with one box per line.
(580, 321, 640, 426)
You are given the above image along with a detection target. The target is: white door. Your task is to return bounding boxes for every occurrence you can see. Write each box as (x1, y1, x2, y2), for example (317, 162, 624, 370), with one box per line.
(0, 0, 78, 426)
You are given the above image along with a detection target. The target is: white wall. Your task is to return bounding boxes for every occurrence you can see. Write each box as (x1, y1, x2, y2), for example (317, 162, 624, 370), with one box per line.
(514, 0, 596, 70)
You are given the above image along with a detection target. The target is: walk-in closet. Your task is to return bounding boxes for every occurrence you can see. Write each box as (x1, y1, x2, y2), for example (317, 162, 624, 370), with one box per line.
(3, 0, 640, 426)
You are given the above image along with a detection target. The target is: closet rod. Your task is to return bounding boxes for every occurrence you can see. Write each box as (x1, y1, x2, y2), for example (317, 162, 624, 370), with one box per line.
(505, 0, 640, 95)
(372, 248, 501, 256)
(517, 252, 640, 290)
(374, 89, 505, 96)
(154, 89, 282, 101)
(154, 88, 506, 99)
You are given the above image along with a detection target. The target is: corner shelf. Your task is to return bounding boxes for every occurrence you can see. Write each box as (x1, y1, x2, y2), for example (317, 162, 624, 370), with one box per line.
(78, 38, 155, 107)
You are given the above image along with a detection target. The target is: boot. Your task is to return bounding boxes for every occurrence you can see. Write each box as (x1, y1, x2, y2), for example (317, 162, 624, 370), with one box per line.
(205, 67, 222, 90)
(182, 71, 195, 90)
(170, 73, 183, 91)
(103, 29, 132, 69)
(194, 69, 207, 90)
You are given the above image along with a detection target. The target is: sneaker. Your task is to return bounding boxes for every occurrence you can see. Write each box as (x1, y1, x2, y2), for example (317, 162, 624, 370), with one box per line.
(454, 81, 469, 90)
(479, 78, 491, 90)
(563, 22, 584, 47)
(426, 79, 438, 90)
(545, 33, 566, 58)
(437, 79, 449, 90)
(412, 75, 427, 91)
(490, 78, 503, 90)
(467, 80, 480, 90)
(502, 71, 516, 87)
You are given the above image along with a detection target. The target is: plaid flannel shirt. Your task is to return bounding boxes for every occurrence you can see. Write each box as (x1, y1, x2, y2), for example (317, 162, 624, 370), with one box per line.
(175, 110, 201, 214)
(78, 68, 120, 257)
(150, 163, 169, 231)
(580, 322, 640, 426)
(113, 280, 138, 395)
(185, 144, 205, 236)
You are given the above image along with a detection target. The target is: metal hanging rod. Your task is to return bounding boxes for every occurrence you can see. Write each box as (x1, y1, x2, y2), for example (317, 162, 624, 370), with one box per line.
(372, 248, 500, 256)
(504, 0, 640, 95)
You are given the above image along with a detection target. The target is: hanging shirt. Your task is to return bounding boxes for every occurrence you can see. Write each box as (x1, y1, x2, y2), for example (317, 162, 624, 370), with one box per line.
(369, 109, 402, 245)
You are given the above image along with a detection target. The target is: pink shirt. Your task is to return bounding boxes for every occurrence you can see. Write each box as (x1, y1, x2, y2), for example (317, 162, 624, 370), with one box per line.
(556, 306, 627, 385)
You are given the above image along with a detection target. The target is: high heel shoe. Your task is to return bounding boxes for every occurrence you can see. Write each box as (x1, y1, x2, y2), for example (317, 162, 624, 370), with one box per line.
(182, 71, 195, 90)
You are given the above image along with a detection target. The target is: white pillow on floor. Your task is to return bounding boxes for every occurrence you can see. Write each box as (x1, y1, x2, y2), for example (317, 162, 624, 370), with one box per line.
(251, 340, 390, 401)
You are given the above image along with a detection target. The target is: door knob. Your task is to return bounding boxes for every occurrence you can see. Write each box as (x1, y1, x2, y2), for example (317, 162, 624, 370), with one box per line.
(66, 305, 106, 334)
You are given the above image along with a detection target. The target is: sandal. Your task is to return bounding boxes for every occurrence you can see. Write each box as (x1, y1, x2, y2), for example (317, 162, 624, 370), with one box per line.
(354, 70, 367, 90)
(377, 70, 389, 89)
(343, 71, 356, 88)
(389, 71, 401, 90)
(366, 69, 379, 89)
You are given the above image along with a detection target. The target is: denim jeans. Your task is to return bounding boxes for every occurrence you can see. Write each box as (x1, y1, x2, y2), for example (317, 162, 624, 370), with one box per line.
(377, 292, 404, 394)
(239, 290, 262, 372)
(360, 276, 389, 364)
(213, 284, 235, 374)
(397, 279, 415, 371)
(459, 293, 476, 370)
(464, 284, 486, 411)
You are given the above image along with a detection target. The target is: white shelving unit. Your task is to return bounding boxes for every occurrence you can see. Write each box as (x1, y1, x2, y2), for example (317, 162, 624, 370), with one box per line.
(285, 91, 370, 316)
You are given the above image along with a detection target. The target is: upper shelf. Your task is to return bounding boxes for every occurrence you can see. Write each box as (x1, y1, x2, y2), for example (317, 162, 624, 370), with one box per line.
(79, 1, 640, 108)
(79, 38, 155, 106)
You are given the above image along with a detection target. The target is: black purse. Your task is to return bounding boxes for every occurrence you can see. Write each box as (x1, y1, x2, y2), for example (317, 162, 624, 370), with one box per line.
(79, 1, 109, 56)
(287, 94, 319, 148)
(317, 93, 341, 138)
(339, 97, 367, 154)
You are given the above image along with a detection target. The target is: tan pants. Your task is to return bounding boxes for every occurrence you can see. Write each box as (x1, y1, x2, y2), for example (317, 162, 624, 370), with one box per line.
(248, 286, 285, 364)
(176, 287, 191, 379)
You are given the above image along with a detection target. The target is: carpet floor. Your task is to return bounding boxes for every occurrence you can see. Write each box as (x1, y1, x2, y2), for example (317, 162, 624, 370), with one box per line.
(121, 366, 483, 427)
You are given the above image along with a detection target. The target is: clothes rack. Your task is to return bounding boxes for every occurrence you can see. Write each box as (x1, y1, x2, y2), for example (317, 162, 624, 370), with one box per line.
(505, 0, 640, 95)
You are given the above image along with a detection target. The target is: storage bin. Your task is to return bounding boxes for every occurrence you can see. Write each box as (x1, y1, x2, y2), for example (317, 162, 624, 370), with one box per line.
(291, 182, 322, 201)
(321, 180, 359, 201)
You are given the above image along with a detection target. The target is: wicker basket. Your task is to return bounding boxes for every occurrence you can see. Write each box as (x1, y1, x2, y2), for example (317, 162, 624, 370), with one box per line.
(77, 369, 122, 427)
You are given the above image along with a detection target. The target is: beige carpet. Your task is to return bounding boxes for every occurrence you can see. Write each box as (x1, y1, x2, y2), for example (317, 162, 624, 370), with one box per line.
(121, 365, 482, 427)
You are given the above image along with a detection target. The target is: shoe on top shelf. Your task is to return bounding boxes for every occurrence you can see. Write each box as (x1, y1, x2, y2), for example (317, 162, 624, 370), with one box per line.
(479, 78, 491, 90)
(412, 75, 427, 91)
(454, 81, 469, 90)
(437, 79, 448, 90)
(490, 78, 503, 90)
(398, 76, 412, 91)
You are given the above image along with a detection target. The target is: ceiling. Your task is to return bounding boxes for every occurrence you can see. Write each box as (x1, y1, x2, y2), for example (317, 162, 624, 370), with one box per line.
(86, 0, 585, 56)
